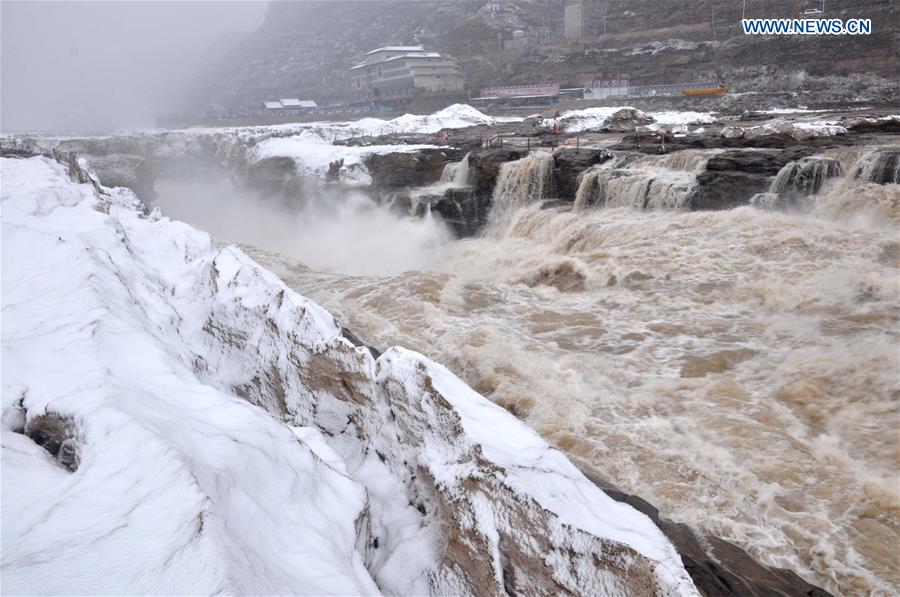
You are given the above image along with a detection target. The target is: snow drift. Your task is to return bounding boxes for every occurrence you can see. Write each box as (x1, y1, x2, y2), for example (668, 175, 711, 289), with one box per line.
(0, 155, 697, 595)
(548, 107, 717, 133)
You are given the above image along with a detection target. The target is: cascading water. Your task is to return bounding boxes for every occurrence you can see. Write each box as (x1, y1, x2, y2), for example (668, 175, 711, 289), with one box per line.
(439, 152, 472, 187)
(751, 157, 844, 211)
(753, 147, 900, 226)
(409, 153, 473, 214)
(573, 150, 714, 210)
(771, 157, 843, 195)
(856, 149, 900, 185)
(486, 151, 555, 231)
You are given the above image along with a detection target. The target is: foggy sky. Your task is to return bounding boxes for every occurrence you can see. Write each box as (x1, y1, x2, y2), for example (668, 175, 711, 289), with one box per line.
(1, 1, 267, 134)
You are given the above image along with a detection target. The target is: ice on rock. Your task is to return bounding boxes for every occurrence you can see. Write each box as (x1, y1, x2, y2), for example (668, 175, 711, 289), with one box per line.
(0, 158, 379, 596)
(545, 106, 716, 133)
(1, 156, 696, 596)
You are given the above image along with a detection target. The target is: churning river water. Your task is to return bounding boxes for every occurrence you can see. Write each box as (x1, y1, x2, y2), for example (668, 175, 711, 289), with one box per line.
(158, 146, 899, 595)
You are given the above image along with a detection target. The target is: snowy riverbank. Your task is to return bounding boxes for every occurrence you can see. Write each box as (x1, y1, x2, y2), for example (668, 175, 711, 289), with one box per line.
(0, 155, 696, 595)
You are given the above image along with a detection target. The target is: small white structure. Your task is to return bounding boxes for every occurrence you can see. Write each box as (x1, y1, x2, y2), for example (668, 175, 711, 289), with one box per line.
(261, 99, 318, 113)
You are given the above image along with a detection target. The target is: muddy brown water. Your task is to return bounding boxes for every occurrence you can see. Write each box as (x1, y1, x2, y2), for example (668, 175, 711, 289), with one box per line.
(248, 195, 899, 596)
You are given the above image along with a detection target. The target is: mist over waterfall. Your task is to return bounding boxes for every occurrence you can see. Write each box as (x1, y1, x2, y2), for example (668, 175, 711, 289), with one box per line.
(153, 173, 453, 276)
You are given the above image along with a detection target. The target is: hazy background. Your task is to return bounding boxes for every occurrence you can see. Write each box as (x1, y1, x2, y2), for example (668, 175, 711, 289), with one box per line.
(1, 1, 267, 133)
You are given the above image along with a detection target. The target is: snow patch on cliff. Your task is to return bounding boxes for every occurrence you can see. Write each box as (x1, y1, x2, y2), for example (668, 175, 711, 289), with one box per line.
(253, 130, 438, 177)
(549, 107, 716, 133)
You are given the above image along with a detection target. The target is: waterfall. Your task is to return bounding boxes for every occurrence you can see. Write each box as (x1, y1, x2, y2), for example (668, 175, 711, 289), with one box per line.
(574, 166, 696, 210)
(856, 149, 900, 185)
(641, 151, 715, 172)
(770, 157, 843, 195)
(753, 148, 899, 219)
(439, 152, 471, 187)
(408, 153, 473, 214)
(572, 150, 713, 211)
(487, 151, 555, 229)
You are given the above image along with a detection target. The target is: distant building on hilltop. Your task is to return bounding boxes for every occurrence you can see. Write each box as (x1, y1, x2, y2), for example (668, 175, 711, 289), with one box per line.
(564, 0, 610, 39)
(260, 99, 318, 114)
(349, 46, 464, 101)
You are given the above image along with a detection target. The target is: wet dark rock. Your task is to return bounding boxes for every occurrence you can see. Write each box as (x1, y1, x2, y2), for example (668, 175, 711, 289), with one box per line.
(25, 412, 80, 472)
(843, 115, 900, 134)
(612, 132, 859, 154)
(413, 187, 492, 238)
(365, 149, 464, 190)
(469, 149, 527, 195)
(553, 149, 611, 199)
(707, 149, 814, 176)
(0, 147, 43, 159)
(581, 467, 833, 597)
(691, 170, 772, 210)
(598, 486, 660, 524)
(326, 159, 344, 182)
(689, 148, 815, 210)
(340, 327, 382, 360)
(244, 156, 303, 198)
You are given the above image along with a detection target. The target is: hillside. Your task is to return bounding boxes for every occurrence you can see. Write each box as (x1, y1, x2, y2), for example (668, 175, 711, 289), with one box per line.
(186, 0, 899, 116)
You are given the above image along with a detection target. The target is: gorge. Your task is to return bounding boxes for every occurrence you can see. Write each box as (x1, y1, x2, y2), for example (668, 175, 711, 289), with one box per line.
(2, 104, 898, 596)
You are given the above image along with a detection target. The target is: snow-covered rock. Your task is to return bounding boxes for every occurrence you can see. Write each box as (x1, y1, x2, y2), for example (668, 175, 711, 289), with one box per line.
(721, 120, 848, 141)
(1, 104, 518, 196)
(252, 130, 440, 180)
(647, 111, 718, 133)
(551, 107, 655, 133)
(1, 156, 697, 596)
(351, 103, 521, 136)
(548, 107, 715, 134)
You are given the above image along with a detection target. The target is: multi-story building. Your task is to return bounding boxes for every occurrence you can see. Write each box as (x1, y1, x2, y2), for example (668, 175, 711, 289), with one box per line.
(349, 46, 464, 100)
(564, 0, 610, 39)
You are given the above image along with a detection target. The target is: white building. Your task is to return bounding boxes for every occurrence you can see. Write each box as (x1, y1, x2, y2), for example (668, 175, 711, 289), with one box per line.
(349, 46, 464, 99)
(261, 99, 318, 113)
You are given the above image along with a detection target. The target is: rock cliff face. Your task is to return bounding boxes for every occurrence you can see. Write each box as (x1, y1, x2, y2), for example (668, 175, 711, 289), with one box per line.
(690, 148, 816, 210)
(186, 0, 899, 115)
